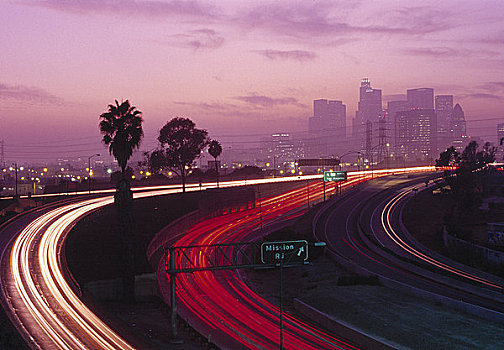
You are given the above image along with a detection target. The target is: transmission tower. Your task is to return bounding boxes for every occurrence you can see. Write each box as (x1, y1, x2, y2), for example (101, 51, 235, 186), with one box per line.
(377, 117, 387, 164)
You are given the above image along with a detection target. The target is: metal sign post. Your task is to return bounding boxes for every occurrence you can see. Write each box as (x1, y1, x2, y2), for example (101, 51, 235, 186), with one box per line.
(261, 240, 309, 350)
(166, 240, 323, 347)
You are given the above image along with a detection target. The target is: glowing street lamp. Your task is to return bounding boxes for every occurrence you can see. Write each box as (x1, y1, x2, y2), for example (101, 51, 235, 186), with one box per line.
(88, 153, 100, 194)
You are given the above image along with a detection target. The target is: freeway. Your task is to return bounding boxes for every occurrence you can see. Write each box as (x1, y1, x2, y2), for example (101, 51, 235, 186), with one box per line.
(0, 168, 433, 349)
(316, 174, 504, 321)
(155, 168, 435, 349)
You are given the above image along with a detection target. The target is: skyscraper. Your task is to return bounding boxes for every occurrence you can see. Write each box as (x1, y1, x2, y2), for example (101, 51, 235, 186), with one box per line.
(435, 95, 454, 152)
(407, 88, 434, 109)
(356, 78, 382, 125)
(395, 109, 437, 160)
(451, 103, 466, 138)
(307, 98, 346, 157)
(386, 100, 409, 150)
(435, 95, 453, 129)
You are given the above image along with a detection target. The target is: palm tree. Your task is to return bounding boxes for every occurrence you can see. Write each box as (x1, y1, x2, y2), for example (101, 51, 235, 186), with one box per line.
(99, 99, 143, 176)
(208, 140, 222, 188)
(99, 99, 143, 303)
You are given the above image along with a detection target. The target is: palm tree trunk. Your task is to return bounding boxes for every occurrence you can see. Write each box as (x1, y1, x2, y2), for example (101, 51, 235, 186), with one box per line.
(115, 179, 135, 303)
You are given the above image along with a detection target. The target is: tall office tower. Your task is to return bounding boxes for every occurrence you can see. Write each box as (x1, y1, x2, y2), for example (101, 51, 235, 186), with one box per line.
(387, 100, 410, 119)
(407, 88, 434, 109)
(451, 103, 466, 138)
(309, 99, 346, 131)
(308, 98, 346, 157)
(435, 95, 453, 129)
(435, 95, 454, 152)
(395, 109, 437, 159)
(356, 78, 382, 125)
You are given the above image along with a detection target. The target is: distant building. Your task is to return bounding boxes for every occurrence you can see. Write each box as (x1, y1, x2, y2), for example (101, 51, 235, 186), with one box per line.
(496, 123, 504, 160)
(386, 100, 409, 149)
(395, 109, 437, 160)
(352, 78, 383, 153)
(307, 98, 347, 157)
(309, 99, 346, 133)
(498, 122, 504, 144)
(435, 95, 453, 129)
(260, 133, 303, 167)
(356, 78, 382, 125)
(407, 88, 434, 109)
(450, 103, 466, 139)
(435, 95, 454, 152)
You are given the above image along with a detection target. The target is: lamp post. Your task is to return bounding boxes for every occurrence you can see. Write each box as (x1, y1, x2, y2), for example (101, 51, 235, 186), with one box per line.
(88, 153, 100, 194)
(257, 189, 263, 232)
(12, 162, 18, 197)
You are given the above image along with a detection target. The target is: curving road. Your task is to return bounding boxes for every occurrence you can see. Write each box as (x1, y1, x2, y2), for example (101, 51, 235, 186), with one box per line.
(316, 174, 504, 322)
(0, 168, 433, 349)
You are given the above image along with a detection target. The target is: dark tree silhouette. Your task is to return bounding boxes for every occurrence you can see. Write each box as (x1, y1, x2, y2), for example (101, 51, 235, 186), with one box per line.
(99, 100, 143, 175)
(158, 117, 209, 192)
(436, 146, 460, 167)
(208, 140, 222, 187)
(141, 149, 165, 175)
(99, 99, 143, 303)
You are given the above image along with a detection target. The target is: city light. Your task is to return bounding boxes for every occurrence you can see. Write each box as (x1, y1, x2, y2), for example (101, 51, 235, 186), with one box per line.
(43, 168, 48, 172)
(107, 169, 112, 174)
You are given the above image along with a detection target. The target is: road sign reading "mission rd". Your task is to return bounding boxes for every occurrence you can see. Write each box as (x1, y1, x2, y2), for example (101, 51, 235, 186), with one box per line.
(260, 240, 308, 264)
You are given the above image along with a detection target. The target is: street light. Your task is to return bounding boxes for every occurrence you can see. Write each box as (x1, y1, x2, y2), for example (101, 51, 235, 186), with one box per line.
(88, 153, 100, 194)
(12, 162, 18, 197)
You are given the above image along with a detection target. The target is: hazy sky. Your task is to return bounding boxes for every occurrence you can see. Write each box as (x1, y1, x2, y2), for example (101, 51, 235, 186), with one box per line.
(1, 0, 503, 162)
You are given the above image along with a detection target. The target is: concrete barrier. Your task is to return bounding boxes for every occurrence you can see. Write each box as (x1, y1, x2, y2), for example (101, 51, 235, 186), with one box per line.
(293, 298, 397, 350)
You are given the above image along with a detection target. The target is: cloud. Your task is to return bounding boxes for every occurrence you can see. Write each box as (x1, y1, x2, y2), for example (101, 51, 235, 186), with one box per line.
(461, 93, 501, 100)
(166, 29, 224, 50)
(0, 83, 63, 105)
(173, 101, 234, 110)
(479, 82, 504, 92)
(235, 2, 453, 42)
(233, 95, 307, 108)
(19, 0, 219, 19)
(400, 47, 466, 58)
(255, 49, 316, 62)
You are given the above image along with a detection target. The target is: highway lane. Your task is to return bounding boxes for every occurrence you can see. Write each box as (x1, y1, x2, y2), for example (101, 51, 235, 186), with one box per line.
(0, 175, 357, 349)
(376, 183, 504, 298)
(317, 174, 504, 321)
(0, 168, 432, 349)
(157, 168, 435, 349)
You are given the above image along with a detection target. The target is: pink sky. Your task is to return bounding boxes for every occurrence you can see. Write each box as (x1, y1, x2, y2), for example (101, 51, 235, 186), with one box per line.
(1, 0, 503, 162)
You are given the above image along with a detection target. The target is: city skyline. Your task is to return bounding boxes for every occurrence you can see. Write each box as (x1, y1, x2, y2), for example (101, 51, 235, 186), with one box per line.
(1, 0, 503, 162)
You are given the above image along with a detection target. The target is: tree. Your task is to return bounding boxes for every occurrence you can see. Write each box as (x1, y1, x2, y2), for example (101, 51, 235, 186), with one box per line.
(436, 146, 460, 167)
(99, 100, 143, 175)
(99, 99, 143, 303)
(141, 149, 165, 175)
(158, 117, 209, 192)
(208, 140, 223, 187)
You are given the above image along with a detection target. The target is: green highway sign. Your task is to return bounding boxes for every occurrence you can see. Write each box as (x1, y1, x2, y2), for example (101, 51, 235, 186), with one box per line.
(261, 240, 308, 264)
(324, 171, 347, 182)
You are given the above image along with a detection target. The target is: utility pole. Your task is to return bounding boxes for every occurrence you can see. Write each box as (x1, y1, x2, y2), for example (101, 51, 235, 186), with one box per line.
(0, 140, 4, 168)
(88, 153, 100, 194)
(13, 162, 18, 197)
